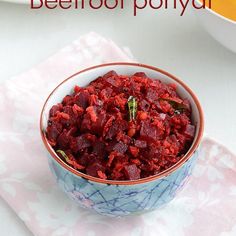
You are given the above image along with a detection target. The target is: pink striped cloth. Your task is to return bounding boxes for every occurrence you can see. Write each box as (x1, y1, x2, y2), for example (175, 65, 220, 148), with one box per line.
(0, 32, 235, 236)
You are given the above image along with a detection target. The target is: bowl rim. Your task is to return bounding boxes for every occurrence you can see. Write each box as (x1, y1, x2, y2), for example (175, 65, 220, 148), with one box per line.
(40, 62, 204, 186)
(195, 0, 236, 25)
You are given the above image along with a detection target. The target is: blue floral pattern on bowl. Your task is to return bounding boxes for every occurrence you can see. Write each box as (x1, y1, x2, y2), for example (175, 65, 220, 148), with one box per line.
(48, 150, 198, 217)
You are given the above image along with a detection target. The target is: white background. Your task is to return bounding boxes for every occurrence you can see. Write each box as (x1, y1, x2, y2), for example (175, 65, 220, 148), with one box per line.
(0, 1, 236, 235)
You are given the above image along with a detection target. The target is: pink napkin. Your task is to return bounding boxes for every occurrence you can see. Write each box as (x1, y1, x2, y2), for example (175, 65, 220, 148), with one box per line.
(0, 32, 236, 236)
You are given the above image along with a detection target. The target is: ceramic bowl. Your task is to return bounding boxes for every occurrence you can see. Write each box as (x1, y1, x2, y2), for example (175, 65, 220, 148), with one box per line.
(40, 63, 204, 217)
(195, 0, 236, 53)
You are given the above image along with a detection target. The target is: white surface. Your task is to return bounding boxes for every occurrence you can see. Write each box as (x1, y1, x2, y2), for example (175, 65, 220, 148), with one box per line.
(0, 0, 27, 3)
(0, 2, 236, 236)
(0, 197, 32, 236)
(0, 0, 44, 4)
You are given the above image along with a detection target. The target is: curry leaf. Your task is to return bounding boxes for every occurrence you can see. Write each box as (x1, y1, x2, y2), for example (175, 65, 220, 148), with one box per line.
(56, 150, 70, 163)
(159, 98, 188, 114)
(128, 96, 137, 121)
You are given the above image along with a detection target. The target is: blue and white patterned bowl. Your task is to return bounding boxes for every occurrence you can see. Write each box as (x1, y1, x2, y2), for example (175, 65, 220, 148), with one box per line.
(40, 63, 204, 217)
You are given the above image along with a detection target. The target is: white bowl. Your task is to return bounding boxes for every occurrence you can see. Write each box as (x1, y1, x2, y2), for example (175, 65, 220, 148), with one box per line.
(195, 0, 236, 53)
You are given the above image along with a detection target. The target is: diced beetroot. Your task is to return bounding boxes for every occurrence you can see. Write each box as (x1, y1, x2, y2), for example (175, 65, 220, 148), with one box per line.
(57, 130, 70, 149)
(183, 99, 191, 111)
(105, 119, 128, 140)
(61, 106, 79, 126)
(62, 95, 74, 106)
(106, 77, 120, 88)
(139, 99, 150, 111)
(161, 96, 183, 104)
(113, 142, 128, 154)
(91, 111, 107, 134)
(49, 104, 62, 117)
(70, 134, 94, 153)
(80, 114, 92, 132)
(86, 162, 105, 178)
(74, 90, 90, 109)
(124, 164, 141, 180)
(103, 71, 120, 88)
(93, 141, 106, 157)
(147, 144, 161, 160)
(46, 71, 195, 181)
(46, 122, 62, 143)
(74, 85, 81, 93)
(184, 124, 195, 138)
(146, 87, 158, 103)
(77, 153, 90, 167)
(129, 80, 142, 93)
(133, 72, 147, 78)
(168, 83, 177, 90)
(116, 133, 132, 144)
(140, 120, 161, 141)
(134, 140, 147, 148)
(103, 70, 118, 80)
(100, 87, 113, 100)
(105, 141, 117, 153)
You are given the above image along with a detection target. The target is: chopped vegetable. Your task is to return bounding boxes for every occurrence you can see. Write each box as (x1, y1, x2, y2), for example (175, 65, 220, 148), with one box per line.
(46, 71, 195, 181)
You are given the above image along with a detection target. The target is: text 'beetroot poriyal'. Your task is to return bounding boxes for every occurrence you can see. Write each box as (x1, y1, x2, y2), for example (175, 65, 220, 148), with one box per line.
(46, 71, 195, 181)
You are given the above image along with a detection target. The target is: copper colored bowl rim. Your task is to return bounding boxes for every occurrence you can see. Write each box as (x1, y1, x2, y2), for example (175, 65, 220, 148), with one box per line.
(40, 62, 204, 186)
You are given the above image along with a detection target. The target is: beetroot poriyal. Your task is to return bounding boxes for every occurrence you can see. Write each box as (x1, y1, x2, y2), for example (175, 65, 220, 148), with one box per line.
(46, 71, 195, 181)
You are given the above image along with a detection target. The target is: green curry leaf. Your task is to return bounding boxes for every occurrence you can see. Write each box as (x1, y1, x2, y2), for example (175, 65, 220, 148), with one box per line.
(128, 96, 138, 121)
(56, 150, 70, 163)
